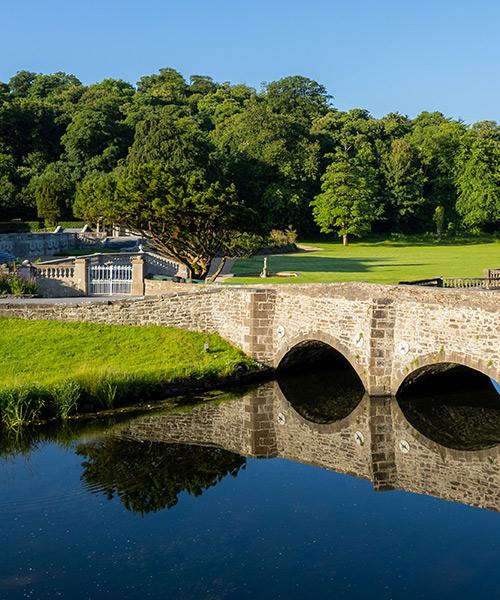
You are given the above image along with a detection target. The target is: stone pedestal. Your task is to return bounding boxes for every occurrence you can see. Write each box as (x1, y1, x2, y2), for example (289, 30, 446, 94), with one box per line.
(131, 256, 145, 296)
(74, 257, 88, 295)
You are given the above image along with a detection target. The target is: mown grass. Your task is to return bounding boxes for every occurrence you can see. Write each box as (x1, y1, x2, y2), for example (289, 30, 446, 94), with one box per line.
(231, 234, 500, 285)
(0, 319, 257, 429)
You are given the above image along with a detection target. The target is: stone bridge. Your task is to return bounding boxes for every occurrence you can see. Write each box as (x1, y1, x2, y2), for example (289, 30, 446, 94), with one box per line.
(117, 382, 500, 512)
(0, 282, 498, 396)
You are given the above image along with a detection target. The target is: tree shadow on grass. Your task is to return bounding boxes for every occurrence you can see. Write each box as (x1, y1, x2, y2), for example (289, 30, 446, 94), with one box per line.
(233, 256, 425, 276)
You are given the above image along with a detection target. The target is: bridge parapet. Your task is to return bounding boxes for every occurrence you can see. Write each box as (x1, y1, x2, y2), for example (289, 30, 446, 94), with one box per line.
(0, 282, 497, 396)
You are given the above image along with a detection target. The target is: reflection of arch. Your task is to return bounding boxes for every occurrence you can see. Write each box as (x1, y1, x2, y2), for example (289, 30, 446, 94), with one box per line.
(392, 401, 500, 461)
(274, 331, 368, 392)
(274, 383, 370, 434)
(392, 351, 499, 396)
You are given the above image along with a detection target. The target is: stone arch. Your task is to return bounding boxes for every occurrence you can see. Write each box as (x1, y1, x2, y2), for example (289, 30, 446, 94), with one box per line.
(273, 330, 368, 392)
(392, 350, 500, 396)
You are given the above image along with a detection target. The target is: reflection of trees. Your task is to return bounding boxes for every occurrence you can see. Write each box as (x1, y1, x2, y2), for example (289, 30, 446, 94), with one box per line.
(399, 390, 500, 451)
(77, 438, 246, 514)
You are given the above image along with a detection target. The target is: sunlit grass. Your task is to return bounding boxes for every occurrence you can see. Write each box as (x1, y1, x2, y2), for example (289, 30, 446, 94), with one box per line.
(0, 319, 257, 427)
(231, 234, 500, 285)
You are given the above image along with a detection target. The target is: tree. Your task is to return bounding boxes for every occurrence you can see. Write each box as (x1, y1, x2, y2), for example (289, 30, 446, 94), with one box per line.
(62, 79, 134, 180)
(210, 99, 320, 231)
(84, 162, 262, 279)
(127, 106, 209, 175)
(408, 112, 466, 228)
(263, 75, 331, 124)
(0, 153, 17, 218)
(383, 138, 426, 229)
(433, 205, 445, 240)
(311, 149, 379, 245)
(455, 122, 500, 230)
(35, 163, 72, 226)
(74, 171, 117, 231)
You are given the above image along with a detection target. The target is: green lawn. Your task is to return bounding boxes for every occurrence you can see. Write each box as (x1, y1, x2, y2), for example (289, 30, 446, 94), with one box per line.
(0, 319, 256, 427)
(230, 235, 500, 285)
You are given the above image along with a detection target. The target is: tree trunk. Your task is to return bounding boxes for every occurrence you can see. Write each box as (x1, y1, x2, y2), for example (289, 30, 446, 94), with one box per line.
(342, 234, 349, 246)
(206, 257, 227, 282)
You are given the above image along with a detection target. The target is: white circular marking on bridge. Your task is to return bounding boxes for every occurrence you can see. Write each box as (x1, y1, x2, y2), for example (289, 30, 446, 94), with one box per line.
(277, 412, 286, 425)
(399, 440, 410, 453)
(354, 431, 365, 446)
(353, 332, 364, 348)
(398, 341, 410, 356)
(276, 325, 286, 338)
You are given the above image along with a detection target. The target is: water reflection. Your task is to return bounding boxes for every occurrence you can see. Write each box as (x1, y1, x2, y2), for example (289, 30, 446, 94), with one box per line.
(277, 368, 364, 424)
(1, 373, 500, 516)
(78, 439, 245, 514)
(398, 391, 500, 451)
(398, 365, 500, 451)
(277, 340, 365, 424)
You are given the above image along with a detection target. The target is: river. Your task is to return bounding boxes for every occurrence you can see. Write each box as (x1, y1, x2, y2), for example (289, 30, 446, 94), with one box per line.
(1, 369, 500, 599)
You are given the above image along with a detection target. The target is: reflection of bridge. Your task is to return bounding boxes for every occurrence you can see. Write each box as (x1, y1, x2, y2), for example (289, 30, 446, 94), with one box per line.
(1, 283, 498, 396)
(118, 382, 500, 513)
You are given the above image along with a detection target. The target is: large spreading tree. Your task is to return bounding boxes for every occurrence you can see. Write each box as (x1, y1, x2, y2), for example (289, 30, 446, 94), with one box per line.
(455, 122, 500, 230)
(75, 162, 261, 279)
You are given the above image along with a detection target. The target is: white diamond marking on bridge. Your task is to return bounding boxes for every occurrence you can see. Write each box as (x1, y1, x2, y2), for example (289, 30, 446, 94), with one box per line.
(398, 341, 410, 355)
(353, 332, 364, 348)
(399, 440, 410, 454)
(355, 431, 365, 446)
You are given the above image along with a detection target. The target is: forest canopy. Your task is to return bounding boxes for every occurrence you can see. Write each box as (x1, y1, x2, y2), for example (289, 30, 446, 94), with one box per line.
(1, 67, 499, 248)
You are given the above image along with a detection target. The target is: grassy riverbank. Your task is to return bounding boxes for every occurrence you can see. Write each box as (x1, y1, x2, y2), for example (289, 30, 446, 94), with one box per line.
(0, 319, 258, 429)
(231, 234, 500, 284)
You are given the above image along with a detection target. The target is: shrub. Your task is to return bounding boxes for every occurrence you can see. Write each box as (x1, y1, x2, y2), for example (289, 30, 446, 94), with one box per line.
(0, 275, 11, 295)
(268, 227, 298, 247)
(0, 275, 37, 296)
(8, 276, 37, 296)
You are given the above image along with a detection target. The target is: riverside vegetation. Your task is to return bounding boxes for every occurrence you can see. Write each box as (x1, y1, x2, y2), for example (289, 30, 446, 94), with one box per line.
(0, 319, 257, 429)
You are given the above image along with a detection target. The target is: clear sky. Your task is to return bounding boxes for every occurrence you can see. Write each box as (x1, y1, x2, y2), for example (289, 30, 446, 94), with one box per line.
(2, 0, 500, 123)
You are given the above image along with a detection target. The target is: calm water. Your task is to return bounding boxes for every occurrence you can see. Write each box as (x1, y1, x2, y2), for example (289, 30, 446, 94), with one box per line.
(1, 373, 500, 600)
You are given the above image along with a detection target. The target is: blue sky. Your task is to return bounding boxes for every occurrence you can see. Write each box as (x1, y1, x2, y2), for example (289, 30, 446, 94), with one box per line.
(2, 0, 500, 123)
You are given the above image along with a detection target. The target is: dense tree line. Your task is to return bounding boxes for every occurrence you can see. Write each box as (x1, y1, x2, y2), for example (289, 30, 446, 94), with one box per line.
(0, 68, 498, 269)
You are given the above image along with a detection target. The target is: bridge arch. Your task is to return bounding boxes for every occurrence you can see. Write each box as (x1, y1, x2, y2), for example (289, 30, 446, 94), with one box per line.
(392, 351, 500, 396)
(273, 331, 369, 392)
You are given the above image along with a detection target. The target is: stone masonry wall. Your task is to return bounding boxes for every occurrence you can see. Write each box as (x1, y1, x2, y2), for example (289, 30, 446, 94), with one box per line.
(120, 385, 278, 458)
(272, 386, 373, 480)
(0, 282, 497, 395)
(0, 232, 92, 258)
